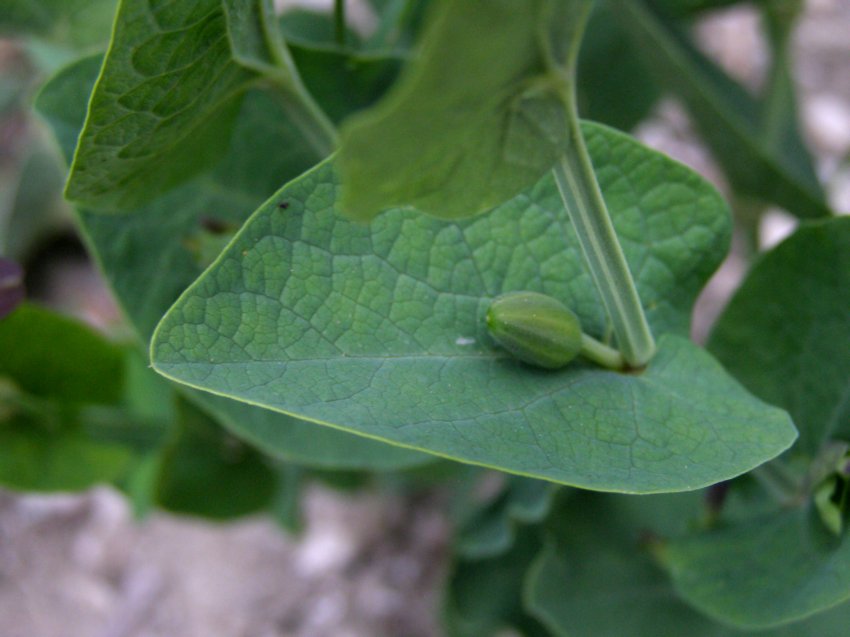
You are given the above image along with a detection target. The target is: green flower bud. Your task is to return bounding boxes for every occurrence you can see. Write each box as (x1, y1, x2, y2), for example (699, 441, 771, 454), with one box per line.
(486, 291, 583, 370)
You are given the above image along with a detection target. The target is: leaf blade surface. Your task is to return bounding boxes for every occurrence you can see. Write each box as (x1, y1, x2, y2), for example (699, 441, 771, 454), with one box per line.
(151, 126, 796, 492)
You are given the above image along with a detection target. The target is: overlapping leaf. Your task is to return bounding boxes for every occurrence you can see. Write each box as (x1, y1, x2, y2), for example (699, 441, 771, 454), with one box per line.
(154, 399, 279, 519)
(337, 0, 586, 220)
(527, 492, 850, 636)
(0, 303, 124, 404)
(710, 219, 850, 456)
(151, 123, 795, 493)
(64, 0, 331, 211)
(659, 219, 850, 628)
(36, 54, 427, 470)
(446, 527, 548, 637)
(0, 304, 133, 491)
(455, 476, 557, 560)
(662, 506, 850, 630)
(0, 0, 117, 50)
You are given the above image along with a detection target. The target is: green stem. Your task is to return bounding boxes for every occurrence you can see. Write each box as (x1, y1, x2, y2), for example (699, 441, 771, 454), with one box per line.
(759, 1, 801, 154)
(551, 2, 655, 368)
(0, 385, 64, 428)
(335, 0, 347, 47)
(80, 405, 170, 451)
(268, 78, 339, 160)
(733, 196, 765, 258)
(366, 0, 412, 50)
(552, 151, 655, 367)
(580, 333, 625, 370)
(257, 0, 338, 159)
(752, 461, 799, 504)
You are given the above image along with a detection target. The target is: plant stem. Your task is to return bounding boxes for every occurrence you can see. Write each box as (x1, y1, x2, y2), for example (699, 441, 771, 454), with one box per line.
(553, 150, 655, 367)
(551, 3, 656, 368)
(580, 333, 625, 370)
(552, 131, 656, 367)
(256, 0, 338, 159)
(270, 79, 339, 160)
(366, 0, 412, 51)
(752, 461, 799, 504)
(759, 0, 802, 154)
(334, 0, 347, 47)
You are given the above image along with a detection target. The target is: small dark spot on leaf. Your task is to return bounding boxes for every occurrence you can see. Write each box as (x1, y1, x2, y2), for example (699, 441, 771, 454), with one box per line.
(278, 201, 290, 210)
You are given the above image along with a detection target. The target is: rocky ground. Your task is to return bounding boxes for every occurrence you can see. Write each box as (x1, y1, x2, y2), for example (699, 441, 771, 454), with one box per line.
(1, 2, 848, 636)
(0, 486, 448, 637)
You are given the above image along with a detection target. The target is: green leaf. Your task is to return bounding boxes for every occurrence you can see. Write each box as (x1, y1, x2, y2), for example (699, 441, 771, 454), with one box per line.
(0, 308, 179, 493)
(155, 399, 277, 520)
(0, 0, 117, 50)
(289, 44, 401, 125)
(279, 8, 362, 49)
(0, 303, 124, 404)
(527, 492, 850, 637)
(64, 0, 327, 211)
(661, 506, 850, 629)
(445, 527, 549, 637)
(337, 0, 585, 220)
(363, 0, 431, 53)
(1, 149, 68, 260)
(456, 476, 557, 559)
(275, 9, 407, 125)
(657, 219, 850, 629)
(527, 491, 707, 637)
(0, 417, 133, 492)
(615, 0, 831, 219)
(710, 219, 850, 456)
(196, 392, 428, 470)
(36, 54, 427, 471)
(0, 315, 175, 495)
(151, 124, 796, 493)
(576, 2, 660, 131)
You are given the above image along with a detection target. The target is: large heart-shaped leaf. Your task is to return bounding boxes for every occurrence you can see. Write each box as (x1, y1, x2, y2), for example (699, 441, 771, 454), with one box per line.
(659, 218, 850, 628)
(64, 0, 333, 211)
(151, 123, 796, 493)
(36, 54, 427, 471)
(337, 0, 587, 221)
